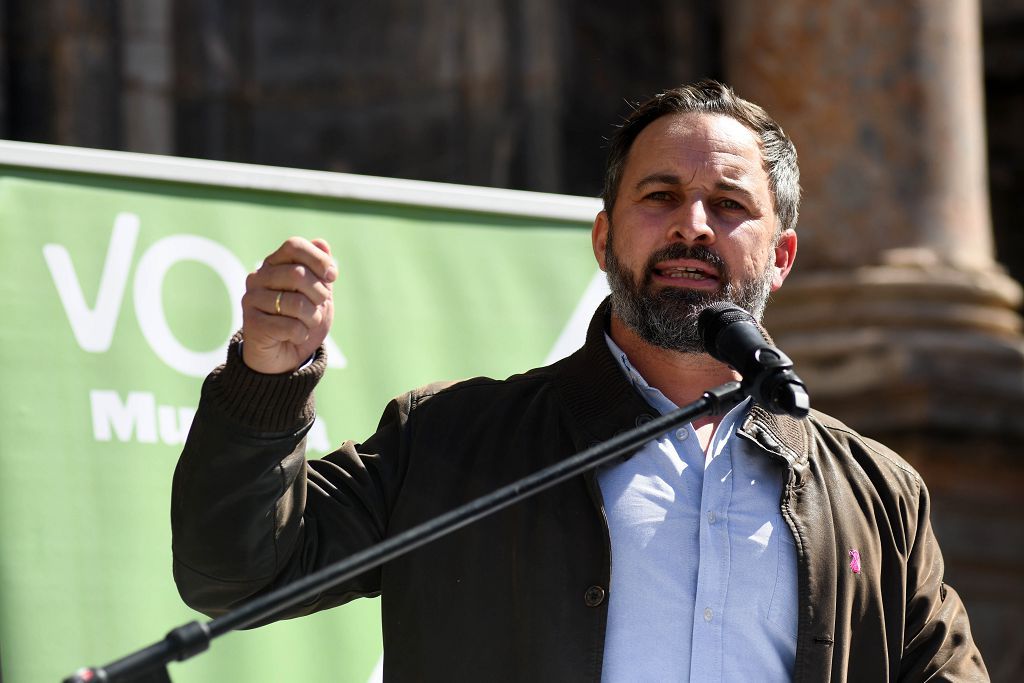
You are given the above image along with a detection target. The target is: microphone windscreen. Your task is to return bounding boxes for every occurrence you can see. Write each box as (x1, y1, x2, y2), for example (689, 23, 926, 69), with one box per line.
(698, 302, 753, 358)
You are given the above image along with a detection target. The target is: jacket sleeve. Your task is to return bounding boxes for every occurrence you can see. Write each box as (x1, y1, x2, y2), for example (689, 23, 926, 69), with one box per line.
(899, 478, 989, 681)
(170, 335, 411, 620)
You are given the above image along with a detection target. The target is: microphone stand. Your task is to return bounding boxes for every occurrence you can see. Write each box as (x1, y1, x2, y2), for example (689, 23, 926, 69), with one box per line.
(65, 382, 749, 683)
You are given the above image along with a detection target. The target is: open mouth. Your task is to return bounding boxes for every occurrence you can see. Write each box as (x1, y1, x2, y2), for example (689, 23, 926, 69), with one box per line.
(656, 265, 714, 281)
(652, 261, 720, 285)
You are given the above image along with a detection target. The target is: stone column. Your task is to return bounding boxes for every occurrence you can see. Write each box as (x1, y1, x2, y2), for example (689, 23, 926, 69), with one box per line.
(722, 0, 1024, 437)
(722, 0, 1024, 674)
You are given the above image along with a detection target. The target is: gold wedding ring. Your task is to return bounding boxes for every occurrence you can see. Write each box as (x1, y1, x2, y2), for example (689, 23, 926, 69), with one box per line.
(274, 291, 283, 315)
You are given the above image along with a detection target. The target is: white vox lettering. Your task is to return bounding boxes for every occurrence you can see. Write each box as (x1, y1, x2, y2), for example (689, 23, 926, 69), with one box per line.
(43, 212, 140, 352)
(46, 213, 348, 375)
(159, 404, 198, 445)
(45, 219, 246, 378)
(90, 388, 331, 451)
(308, 416, 331, 453)
(134, 234, 247, 377)
(544, 270, 610, 365)
(90, 389, 195, 445)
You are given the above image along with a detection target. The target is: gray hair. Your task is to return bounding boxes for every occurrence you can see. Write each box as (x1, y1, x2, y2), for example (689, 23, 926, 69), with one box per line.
(601, 80, 801, 233)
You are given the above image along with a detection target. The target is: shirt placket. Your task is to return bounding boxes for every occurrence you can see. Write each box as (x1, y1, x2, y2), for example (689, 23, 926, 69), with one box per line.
(689, 433, 734, 682)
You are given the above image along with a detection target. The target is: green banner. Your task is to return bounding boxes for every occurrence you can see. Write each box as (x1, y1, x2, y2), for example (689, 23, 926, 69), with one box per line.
(0, 156, 603, 681)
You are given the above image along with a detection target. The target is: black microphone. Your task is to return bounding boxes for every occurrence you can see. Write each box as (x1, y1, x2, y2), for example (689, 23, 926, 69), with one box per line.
(698, 302, 810, 418)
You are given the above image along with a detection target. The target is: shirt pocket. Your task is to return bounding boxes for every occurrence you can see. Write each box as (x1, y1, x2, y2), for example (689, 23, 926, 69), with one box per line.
(767, 529, 799, 638)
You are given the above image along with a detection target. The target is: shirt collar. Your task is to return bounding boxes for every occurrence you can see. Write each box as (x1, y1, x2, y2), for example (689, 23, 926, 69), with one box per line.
(603, 332, 678, 416)
(603, 332, 751, 432)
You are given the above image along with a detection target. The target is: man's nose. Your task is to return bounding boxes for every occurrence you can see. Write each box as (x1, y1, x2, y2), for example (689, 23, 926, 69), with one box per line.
(667, 200, 715, 245)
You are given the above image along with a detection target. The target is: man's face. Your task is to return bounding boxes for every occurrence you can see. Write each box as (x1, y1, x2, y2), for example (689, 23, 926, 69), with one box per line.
(592, 112, 797, 353)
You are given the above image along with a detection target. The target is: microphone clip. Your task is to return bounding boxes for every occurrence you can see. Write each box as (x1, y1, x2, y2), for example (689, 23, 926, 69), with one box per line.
(742, 347, 809, 418)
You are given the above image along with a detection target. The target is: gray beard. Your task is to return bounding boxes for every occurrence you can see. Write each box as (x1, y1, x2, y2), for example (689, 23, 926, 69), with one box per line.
(605, 236, 775, 354)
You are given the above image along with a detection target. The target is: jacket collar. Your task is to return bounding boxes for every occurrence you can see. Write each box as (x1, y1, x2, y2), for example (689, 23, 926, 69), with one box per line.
(554, 297, 811, 477)
(552, 298, 656, 450)
(738, 405, 811, 479)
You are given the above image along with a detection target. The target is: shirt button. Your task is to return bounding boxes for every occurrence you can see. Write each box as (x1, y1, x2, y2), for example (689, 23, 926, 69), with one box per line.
(635, 413, 654, 427)
(704, 607, 714, 622)
(707, 511, 717, 524)
(584, 585, 606, 607)
(675, 428, 689, 441)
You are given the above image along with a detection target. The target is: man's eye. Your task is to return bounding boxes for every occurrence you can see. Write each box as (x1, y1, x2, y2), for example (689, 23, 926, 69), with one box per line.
(718, 199, 744, 210)
(645, 191, 672, 201)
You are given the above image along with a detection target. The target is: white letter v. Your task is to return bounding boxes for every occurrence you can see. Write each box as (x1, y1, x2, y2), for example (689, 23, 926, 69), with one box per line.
(43, 212, 140, 353)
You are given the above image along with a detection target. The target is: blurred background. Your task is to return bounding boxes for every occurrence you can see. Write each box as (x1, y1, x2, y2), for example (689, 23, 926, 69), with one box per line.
(1, 0, 1022, 679)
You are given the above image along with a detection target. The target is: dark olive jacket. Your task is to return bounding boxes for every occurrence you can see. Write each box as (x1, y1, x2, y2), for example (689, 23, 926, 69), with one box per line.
(172, 302, 987, 681)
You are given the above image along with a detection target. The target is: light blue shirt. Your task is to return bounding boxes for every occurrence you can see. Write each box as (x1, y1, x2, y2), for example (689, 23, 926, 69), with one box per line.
(598, 335, 798, 682)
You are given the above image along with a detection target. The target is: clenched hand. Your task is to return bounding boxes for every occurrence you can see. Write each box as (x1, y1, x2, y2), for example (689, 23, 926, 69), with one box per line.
(240, 237, 337, 374)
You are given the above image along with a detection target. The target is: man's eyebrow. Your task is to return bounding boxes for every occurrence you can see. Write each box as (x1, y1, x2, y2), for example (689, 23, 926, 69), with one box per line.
(635, 174, 759, 201)
(715, 180, 756, 199)
(635, 173, 682, 191)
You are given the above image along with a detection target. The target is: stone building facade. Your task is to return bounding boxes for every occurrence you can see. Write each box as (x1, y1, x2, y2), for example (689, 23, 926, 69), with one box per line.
(1, 0, 1021, 677)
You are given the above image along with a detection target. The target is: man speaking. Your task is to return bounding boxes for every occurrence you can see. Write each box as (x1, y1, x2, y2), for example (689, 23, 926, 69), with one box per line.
(171, 81, 987, 681)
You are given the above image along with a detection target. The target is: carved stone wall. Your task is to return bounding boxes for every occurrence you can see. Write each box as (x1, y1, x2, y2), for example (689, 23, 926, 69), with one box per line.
(724, 0, 1024, 676)
(983, 0, 1024, 287)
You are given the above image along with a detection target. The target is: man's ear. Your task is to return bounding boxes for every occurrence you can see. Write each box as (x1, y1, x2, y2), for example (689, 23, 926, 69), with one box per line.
(771, 229, 798, 291)
(593, 211, 610, 272)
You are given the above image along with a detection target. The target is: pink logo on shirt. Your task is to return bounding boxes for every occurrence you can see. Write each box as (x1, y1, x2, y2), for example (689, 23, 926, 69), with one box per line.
(849, 549, 861, 574)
